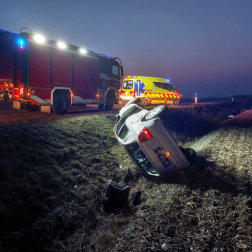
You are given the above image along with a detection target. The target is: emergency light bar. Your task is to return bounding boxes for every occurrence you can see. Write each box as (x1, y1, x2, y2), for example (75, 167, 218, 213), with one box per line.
(34, 34, 45, 44)
(57, 42, 67, 49)
(80, 48, 87, 54)
(15, 27, 120, 62)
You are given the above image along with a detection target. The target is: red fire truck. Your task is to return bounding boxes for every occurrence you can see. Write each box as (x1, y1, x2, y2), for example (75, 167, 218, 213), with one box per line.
(0, 27, 123, 114)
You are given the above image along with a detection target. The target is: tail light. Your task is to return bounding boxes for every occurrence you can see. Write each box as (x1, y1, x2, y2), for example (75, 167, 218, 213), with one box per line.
(20, 83, 24, 97)
(139, 128, 153, 143)
(174, 90, 181, 98)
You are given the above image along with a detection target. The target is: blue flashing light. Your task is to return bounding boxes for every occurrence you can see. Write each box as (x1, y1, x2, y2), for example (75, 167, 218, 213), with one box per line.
(166, 79, 170, 82)
(18, 39, 23, 45)
(17, 38, 25, 48)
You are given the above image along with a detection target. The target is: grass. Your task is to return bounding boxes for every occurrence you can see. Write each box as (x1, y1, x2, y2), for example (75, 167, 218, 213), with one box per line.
(0, 100, 252, 251)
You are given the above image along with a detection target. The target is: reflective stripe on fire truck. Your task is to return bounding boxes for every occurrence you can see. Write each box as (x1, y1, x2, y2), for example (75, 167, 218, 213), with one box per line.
(72, 97, 97, 104)
(2, 82, 14, 87)
(72, 96, 87, 103)
(85, 99, 97, 103)
(30, 95, 50, 105)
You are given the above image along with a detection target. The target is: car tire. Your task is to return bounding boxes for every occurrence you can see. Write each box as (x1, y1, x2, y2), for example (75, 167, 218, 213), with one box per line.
(180, 147, 197, 163)
(22, 102, 39, 112)
(105, 98, 113, 110)
(125, 97, 142, 107)
(52, 94, 69, 114)
(140, 98, 148, 108)
(144, 105, 169, 120)
(173, 98, 179, 106)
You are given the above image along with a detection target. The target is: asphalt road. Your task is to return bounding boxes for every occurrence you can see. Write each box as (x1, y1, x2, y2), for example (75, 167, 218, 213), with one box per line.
(0, 102, 127, 124)
(0, 100, 218, 124)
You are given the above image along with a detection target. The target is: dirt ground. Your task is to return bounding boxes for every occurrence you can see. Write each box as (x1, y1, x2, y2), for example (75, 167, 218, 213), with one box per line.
(0, 98, 252, 252)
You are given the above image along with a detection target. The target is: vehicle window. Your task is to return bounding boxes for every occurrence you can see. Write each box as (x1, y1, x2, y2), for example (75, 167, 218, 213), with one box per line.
(112, 65, 119, 76)
(100, 61, 110, 73)
(126, 142, 159, 176)
(118, 124, 129, 139)
(163, 83, 175, 92)
(153, 82, 163, 89)
(154, 82, 175, 92)
(123, 80, 133, 89)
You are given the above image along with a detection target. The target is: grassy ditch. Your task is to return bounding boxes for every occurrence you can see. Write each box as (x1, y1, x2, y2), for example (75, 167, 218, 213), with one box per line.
(0, 99, 252, 252)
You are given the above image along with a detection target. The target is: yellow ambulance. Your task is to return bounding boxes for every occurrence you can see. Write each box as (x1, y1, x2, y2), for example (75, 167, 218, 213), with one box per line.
(121, 76, 182, 107)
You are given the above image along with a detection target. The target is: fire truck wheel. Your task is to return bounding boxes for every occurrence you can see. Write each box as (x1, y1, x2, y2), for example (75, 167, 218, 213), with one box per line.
(22, 102, 39, 112)
(52, 95, 69, 114)
(140, 98, 148, 108)
(144, 105, 169, 121)
(173, 98, 179, 106)
(105, 98, 113, 110)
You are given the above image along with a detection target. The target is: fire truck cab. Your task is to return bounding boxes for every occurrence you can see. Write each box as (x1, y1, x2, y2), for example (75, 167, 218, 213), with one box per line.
(0, 28, 123, 114)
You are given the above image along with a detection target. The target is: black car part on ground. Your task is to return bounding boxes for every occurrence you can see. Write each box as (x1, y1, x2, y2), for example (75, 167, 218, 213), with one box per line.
(103, 180, 130, 212)
(132, 190, 141, 206)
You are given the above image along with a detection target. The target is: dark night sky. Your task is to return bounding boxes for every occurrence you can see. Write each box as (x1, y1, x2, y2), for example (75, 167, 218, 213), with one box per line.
(1, 0, 251, 98)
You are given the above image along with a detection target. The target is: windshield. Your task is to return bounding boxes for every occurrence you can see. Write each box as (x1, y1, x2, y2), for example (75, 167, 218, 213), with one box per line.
(123, 80, 133, 90)
(112, 64, 119, 76)
(126, 142, 159, 176)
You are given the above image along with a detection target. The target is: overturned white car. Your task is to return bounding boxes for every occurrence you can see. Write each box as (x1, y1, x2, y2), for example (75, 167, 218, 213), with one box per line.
(114, 98, 196, 177)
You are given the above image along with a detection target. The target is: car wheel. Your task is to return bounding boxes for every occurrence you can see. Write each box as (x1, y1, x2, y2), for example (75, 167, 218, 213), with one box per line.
(125, 97, 142, 107)
(105, 98, 113, 110)
(22, 102, 39, 112)
(180, 147, 197, 163)
(144, 105, 169, 120)
(52, 94, 69, 114)
(140, 98, 148, 108)
(173, 98, 179, 106)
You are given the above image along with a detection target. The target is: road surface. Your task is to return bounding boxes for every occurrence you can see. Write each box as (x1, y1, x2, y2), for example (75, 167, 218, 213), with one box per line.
(0, 100, 223, 124)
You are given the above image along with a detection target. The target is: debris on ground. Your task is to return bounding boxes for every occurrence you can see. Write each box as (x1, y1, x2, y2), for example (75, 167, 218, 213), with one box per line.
(131, 190, 141, 206)
(103, 180, 130, 212)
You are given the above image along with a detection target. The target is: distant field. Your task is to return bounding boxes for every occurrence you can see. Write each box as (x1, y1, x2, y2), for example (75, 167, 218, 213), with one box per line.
(181, 94, 252, 104)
